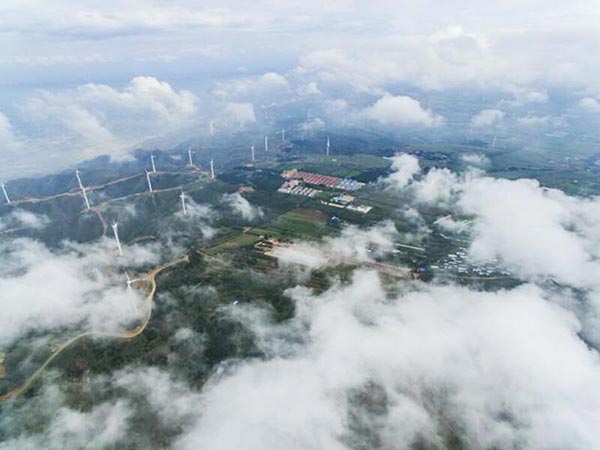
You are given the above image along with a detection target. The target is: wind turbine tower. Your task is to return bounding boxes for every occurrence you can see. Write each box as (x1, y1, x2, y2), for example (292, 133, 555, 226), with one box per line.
(81, 188, 91, 210)
(210, 159, 215, 180)
(251, 145, 255, 162)
(125, 273, 139, 314)
(145, 170, 154, 192)
(180, 190, 188, 215)
(1, 183, 11, 204)
(209, 121, 215, 135)
(264, 135, 269, 152)
(281, 128, 285, 141)
(75, 170, 91, 210)
(188, 147, 194, 166)
(150, 154, 157, 173)
(326, 136, 330, 156)
(491, 135, 497, 148)
(111, 222, 123, 256)
(75, 169, 84, 190)
(126, 272, 134, 289)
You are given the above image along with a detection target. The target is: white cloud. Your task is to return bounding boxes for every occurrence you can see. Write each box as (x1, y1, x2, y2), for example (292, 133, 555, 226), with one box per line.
(222, 192, 263, 221)
(21, 76, 198, 147)
(171, 199, 217, 240)
(213, 72, 289, 100)
(300, 81, 320, 95)
(0, 210, 50, 231)
(470, 109, 505, 128)
(383, 156, 600, 349)
(114, 366, 203, 429)
(382, 153, 421, 189)
(274, 222, 398, 269)
(579, 97, 600, 113)
(461, 153, 490, 167)
(434, 215, 471, 234)
(0, 112, 24, 152)
(402, 160, 600, 290)
(0, 237, 158, 346)
(413, 167, 459, 205)
(502, 87, 550, 105)
(1, 397, 133, 450)
(0, 76, 199, 178)
(363, 95, 444, 127)
(223, 102, 256, 125)
(459, 176, 600, 288)
(301, 117, 326, 132)
(517, 115, 552, 127)
(173, 270, 600, 450)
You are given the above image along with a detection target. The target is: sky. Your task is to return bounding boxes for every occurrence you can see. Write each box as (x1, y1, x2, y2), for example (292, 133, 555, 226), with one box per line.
(1, 0, 600, 179)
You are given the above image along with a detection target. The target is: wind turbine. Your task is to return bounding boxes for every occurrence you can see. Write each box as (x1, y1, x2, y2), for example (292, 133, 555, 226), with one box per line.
(281, 128, 285, 141)
(326, 136, 330, 156)
(251, 145, 255, 162)
(209, 121, 215, 135)
(491, 135, 497, 148)
(145, 170, 153, 192)
(81, 188, 91, 210)
(210, 159, 215, 180)
(75, 169, 85, 191)
(188, 147, 194, 166)
(75, 170, 91, 210)
(180, 190, 188, 215)
(125, 273, 140, 314)
(150, 154, 157, 173)
(111, 222, 123, 256)
(1, 183, 11, 205)
(264, 135, 269, 152)
(126, 272, 134, 289)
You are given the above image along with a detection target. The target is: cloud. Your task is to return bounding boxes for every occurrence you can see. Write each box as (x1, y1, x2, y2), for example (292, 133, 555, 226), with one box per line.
(169, 199, 217, 244)
(114, 366, 203, 429)
(0, 112, 24, 153)
(363, 95, 444, 127)
(301, 117, 326, 132)
(21, 76, 198, 150)
(173, 270, 600, 450)
(222, 192, 263, 221)
(1, 394, 133, 450)
(502, 87, 549, 105)
(461, 153, 490, 167)
(0, 237, 158, 346)
(401, 162, 600, 290)
(274, 221, 398, 269)
(300, 81, 320, 96)
(0, 76, 199, 179)
(579, 97, 600, 113)
(223, 102, 256, 125)
(458, 176, 600, 288)
(517, 115, 552, 127)
(470, 109, 505, 128)
(213, 72, 290, 101)
(382, 153, 421, 189)
(386, 156, 600, 347)
(0, 365, 200, 450)
(434, 215, 470, 234)
(0, 210, 49, 231)
(413, 167, 459, 205)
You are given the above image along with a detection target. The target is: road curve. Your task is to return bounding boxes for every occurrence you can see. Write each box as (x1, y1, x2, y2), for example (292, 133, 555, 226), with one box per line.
(0, 255, 189, 402)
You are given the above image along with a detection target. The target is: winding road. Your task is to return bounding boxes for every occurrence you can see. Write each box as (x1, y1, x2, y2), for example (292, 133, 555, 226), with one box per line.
(0, 255, 189, 402)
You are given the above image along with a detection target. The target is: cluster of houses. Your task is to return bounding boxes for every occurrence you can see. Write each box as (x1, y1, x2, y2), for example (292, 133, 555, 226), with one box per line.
(281, 169, 363, 191)
(277, 168, 371, 214)
(431, 248, 512, 277)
